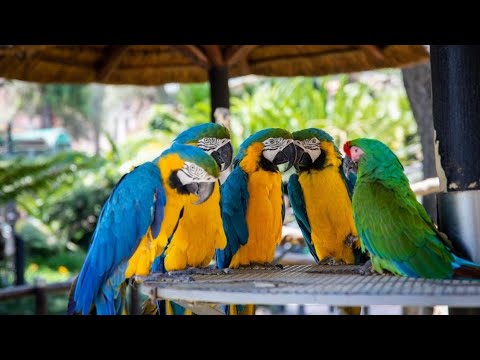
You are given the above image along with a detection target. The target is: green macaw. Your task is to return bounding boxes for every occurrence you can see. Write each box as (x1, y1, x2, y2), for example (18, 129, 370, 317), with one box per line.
(344, 138, 480, 279)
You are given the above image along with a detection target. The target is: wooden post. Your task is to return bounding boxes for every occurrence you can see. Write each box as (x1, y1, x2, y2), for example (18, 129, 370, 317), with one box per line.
(208, 66, 230, 122)
(431, 45, 480, 192)
(14, 234, 25, 285)
(431, 45, 480, 315)
(34, 278, 47, 315)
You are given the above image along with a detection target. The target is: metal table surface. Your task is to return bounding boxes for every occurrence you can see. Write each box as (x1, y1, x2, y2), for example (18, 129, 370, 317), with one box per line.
(138, 265, 480, 311)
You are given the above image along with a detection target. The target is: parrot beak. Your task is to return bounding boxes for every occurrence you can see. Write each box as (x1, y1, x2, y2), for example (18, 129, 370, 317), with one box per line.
(293, 144, 315, 172)
(211, 142, 233, 172)
(185, 181, 216, 205)
(343, 156, 358, 177)
(273, 142, 296, 172)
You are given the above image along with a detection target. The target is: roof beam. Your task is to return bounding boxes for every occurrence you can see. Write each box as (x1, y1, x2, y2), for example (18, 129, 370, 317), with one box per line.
(170, 45, 209, 69)
(201, 45, 224, 67)
(359, 45, 385, 61)
(97, 45, 130, 82)
(225, 45, 258, 66)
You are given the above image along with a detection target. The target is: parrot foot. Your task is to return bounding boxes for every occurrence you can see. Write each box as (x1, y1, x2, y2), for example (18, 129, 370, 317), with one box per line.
(356, 260, 375, 276)
(167, 268, 231, 276)
(243, 262, 284, 270)
(319, 256, 345, 266)
(345, 235, 359, 248)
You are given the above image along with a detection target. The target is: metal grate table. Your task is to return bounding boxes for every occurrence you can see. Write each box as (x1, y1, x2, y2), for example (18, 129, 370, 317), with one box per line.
(138, 265, 480, 313)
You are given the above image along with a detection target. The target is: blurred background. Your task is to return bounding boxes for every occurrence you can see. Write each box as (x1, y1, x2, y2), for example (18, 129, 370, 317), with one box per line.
(0, 64, 435, 314)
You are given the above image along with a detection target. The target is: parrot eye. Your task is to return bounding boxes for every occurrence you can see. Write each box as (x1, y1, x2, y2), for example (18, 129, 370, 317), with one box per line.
(302, 138, 321, 150)
(197, 137, 220, 154)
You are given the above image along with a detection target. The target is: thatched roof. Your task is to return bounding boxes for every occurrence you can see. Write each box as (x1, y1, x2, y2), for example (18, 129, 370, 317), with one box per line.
(0, 45, 429, 85)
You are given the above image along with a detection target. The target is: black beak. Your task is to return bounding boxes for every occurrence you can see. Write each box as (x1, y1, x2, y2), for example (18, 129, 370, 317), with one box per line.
(293, 145, 313, 172)
(342, 156, 358, 178)
(210, 142, 233, 172)
(273, 142, 296, 172)
(184, 182, 216, 205)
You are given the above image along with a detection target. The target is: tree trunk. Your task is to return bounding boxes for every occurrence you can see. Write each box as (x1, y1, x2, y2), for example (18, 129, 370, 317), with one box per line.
(89, 85, 104, 155)
(402, 62, 437, 221)
(40, 85, 53, 128)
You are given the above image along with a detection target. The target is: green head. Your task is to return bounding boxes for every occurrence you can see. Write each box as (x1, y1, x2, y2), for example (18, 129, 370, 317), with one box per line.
(343, 138, 404, 178)
(292, 128, 340, 172)
(160, 143, 220, 204)
(235, 128, 296, 172)
(173, 123, 233, 172)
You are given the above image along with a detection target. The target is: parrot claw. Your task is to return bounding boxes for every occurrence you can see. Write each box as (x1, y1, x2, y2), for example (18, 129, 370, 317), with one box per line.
(243, 262, 283, 270)
(167, 267, 230, 276)
(345, 235, 359, 248)
(319, 256, 345, 266)
(356, 260, 375, 276)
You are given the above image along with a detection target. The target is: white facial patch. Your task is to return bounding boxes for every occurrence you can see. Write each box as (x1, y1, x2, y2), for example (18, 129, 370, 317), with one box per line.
(197, 137, 231, 154)
(295, 138, 322, 163)
(177, 161, 217, 185)
(262, 138, 293, 162)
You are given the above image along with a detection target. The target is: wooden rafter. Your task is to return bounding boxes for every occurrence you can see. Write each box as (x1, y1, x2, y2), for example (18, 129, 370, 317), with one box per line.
(97, 45, 130, 81)
(225, 45, 258, 66)
(359, 45, 385, 61)
(201, 45, 224, 67)
(170, 45, 209, 68)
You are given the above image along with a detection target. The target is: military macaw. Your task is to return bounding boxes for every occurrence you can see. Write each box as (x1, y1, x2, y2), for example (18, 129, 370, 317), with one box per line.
(216, 128, 296, 315)
(67, 143, 220, 315)
(344, 138, 480, 279)
(287, 128, 365, 266)
(144, 123, 233, 315)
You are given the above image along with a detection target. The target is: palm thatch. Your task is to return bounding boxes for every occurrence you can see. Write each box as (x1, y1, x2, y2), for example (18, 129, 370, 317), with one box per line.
(0, 45, 429, 85)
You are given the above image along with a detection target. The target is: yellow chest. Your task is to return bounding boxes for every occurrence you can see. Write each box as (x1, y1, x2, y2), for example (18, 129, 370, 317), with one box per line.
(125, 155, 191, 277)
(163, 182, 226, 271)
(230, 170, 283, 268)
(299, 167, 357, 264)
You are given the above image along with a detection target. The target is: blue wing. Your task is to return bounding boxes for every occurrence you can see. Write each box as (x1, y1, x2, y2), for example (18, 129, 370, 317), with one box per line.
(216, 166, 249, 269)
(340, 157, 356, 199)
(287, 174, 318, 263)
(70, 162, 166, 315)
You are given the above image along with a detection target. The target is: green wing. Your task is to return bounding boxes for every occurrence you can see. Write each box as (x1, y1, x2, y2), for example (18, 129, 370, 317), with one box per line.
(353, 179, 454, 278)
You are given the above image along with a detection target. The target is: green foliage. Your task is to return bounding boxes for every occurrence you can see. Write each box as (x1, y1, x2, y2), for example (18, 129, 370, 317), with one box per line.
(148, 72, 418, 165)
(0, 151, 105, 205)
(148, 84, 211, 135)
(43, 184, 114, 249)
(230, 75, 418, 164)
(0, 293, 70, 315)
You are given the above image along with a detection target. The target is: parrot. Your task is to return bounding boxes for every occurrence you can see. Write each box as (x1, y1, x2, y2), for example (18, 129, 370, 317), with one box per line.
(216, 128, 296, 315)
(143, 122, 233, 315)
(287, 128, 367, 315)
(67, 143, 220, 315)
(287, 128, 365, 266)
(343, 138, 480, 279)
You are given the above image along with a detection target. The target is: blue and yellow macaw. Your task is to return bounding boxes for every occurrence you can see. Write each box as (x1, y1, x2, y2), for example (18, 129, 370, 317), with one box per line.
(143, 123, 233, 315)
(216, 128, 296, 315)
(67, 143, 220, 315)
(287, 129, 367, 315)
(287, 128, 365, 266)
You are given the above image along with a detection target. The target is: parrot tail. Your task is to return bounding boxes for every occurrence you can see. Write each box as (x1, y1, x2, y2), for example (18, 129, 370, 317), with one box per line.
(453, 254, 480, 279)
(66, 275, 79, 315)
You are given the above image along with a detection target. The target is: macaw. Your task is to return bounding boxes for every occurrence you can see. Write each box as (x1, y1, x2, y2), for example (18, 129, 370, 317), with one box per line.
(287, 128, 365, 266)
(216, 128, 296, 315)
(344, 138, 480, 279)
(144, 123, 233, 315)
(287, 128, 367, 316)
(67, 143, 220, 315)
